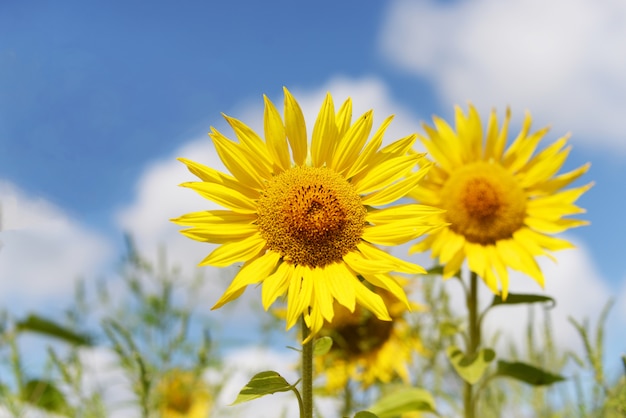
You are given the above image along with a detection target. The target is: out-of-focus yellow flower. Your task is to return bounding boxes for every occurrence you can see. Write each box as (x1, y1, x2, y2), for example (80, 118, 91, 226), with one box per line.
(173, 88, 443, 338)
(157, 369, 211, 418)
(410, 105, 591, 297)
(317, 287, 425, 391)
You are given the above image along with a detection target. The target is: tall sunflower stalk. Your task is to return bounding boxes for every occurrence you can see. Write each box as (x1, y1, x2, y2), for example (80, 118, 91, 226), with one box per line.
(173, 88, 444, 417)
(409, 105, 591, 417)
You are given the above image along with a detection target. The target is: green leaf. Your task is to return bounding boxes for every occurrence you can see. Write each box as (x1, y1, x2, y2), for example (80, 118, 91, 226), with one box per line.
(354, 412, 379, 418)
(490, 293, 555, 309)
(231, 371, 294, 405)
(21, 379, 70, 415)
(368, 387, 437, 417)
(494, 360, 566, 386)
(313, 336, 333, 356)
(16, 314, 92, 346)
(447, 346, 496, 384)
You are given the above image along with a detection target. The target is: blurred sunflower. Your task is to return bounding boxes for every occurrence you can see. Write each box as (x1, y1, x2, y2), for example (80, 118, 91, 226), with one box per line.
(409, 105, 591, 298)
(156, 369, 211, 418)
(316, 287, 425, 391)
(173, 88, 443, 338)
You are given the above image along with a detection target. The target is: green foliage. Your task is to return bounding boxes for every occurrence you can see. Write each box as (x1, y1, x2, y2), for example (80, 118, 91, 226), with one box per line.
(489, 293, 556, 309)
(20, 379, 70, 415)
(494, 360, 565, 386)
(15, 314, 92, 346)
(232, 371, 297, 405)
(446, 346, 496, 384)
(353, 411, 378, 418)
(367, 387, 438, 417)
(313, 336, 333, 356)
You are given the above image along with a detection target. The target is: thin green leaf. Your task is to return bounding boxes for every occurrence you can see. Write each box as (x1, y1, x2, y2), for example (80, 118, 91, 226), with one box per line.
(490, 293, 555, 309)
(231, 371, 294, 405)
(16, 314, 92, 346)
(21, 379, 70, 415)
(446, 346, 496, 384)
(495, 360, 566, 386)
(313, 336, 333, 356)
(368, 387, 437, 417)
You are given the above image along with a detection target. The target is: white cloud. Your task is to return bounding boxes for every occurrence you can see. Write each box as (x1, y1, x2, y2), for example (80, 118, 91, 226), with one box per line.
(0, 180, 112, 312)
(380, 0, 626, 151)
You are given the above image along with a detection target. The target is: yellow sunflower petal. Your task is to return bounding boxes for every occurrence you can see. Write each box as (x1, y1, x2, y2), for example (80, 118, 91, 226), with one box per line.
(283, 87, 308, 166)
(171, 210, 256, 226)
(360, 273, 410, 309)
(326, 262, 356, 312)
(362, 220, 441, 246)
(178, 223, 258, 244)
(331, 110, 373, 175)
(355, 153, 423, 195)
(212, 251, 281, 309)
(180, 182, 257, 213)
(199, 233, 266, 267)
(263, 95, 291, 171)
(442, 249, 465, 279)
(345, 115, 394, 179)
(455, 104, 482, 163)
(335, 97, 353, 139)
(210, 128, 270, 189)
(362, 172, 428, 207)
(261, 262, 292, 310)
(311, 93, 337, 167)
(357, 241, 426, 274)
(178, 158, 258, 199)
(354, 282, 391, 321)
(313, 269, 335, 323)
(536, 163, 590, 195)
(222, 114, 273, 164)
(286, 265, 314, 329)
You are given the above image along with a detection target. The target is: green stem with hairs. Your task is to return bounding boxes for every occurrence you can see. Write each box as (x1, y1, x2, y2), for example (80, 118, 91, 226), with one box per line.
(464, 271, 480, 418)
(301, 315, 313, 418)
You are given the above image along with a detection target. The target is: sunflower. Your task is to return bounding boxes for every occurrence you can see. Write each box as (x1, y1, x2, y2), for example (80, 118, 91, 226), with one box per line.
(409, 105, 591, 298)
(316, 287, 425, 391)
(156, 369, 212, 418)
(172, 88, 443, 338)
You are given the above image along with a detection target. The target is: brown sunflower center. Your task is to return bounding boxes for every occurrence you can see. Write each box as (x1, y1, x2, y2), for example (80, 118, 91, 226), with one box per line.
(256, 166, 366, 268)
(331, 312, 394, 356)
(440, 161, 526, 245)
(162, 377, 193, 413)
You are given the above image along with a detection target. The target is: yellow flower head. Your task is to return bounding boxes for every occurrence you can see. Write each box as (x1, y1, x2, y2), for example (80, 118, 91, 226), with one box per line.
(317, 288, 425, 390)
(410, 105, 592, 298)
(156, 370, 211, 418)
(173, 88, 443, 338)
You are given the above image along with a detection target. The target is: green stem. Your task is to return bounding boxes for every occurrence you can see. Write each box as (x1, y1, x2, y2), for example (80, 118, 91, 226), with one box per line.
(301, 316, 313, 418)
(464, 271, 480, 418)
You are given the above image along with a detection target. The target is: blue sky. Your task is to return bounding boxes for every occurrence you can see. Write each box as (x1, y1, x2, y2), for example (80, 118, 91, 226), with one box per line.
(1, 0, 626, 414)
